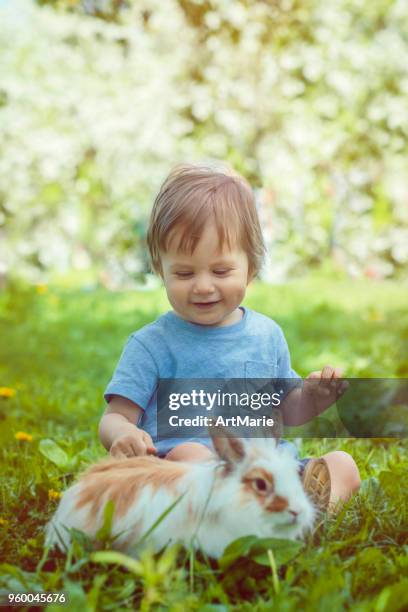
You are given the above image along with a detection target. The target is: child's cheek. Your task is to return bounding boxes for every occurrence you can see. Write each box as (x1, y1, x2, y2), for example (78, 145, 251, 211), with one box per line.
(171, 280, 189, 300)
(164, 280, 180, 301)
(167, 278, 180, 291)
(225, 279, 246, 302)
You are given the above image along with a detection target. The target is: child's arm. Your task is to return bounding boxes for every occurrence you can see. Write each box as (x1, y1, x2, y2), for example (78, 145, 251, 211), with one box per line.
(280, 366, 347, 426)
(99, 395, 157, 458)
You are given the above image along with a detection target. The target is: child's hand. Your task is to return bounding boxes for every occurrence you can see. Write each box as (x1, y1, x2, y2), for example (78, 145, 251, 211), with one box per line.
(303, 365, 348, 415)
(110, 429, 157, 459)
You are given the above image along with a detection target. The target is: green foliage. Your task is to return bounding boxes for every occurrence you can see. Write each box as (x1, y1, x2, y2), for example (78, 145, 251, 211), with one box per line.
(39, 439, 71, 470)
(0, 280, 407, 610)
(219, 535, 302, 570)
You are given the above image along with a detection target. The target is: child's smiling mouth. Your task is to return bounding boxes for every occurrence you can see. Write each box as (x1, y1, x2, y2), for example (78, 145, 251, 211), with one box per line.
(192, 300, 221, 309)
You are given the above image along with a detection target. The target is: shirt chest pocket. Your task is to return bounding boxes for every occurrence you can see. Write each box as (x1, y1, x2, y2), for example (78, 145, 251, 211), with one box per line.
(245, 360, 277, 379)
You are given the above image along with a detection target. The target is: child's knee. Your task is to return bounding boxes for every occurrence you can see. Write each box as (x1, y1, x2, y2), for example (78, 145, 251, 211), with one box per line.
(324, 450, 361, 494)
(165, 442, 214, 462)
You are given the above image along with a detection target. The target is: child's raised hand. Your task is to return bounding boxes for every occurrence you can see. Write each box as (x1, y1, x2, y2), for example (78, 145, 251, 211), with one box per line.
(303, 365, 348, 415)
(110, 429, 157, 459)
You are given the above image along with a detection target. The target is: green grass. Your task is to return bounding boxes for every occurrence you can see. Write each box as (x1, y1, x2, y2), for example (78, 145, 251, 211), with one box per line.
(0, 279, 407, 611)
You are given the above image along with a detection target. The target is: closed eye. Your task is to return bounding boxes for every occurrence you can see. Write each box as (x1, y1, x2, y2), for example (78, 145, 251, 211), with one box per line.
(213, 269, 231, 276)
(175, 272, 193, 278)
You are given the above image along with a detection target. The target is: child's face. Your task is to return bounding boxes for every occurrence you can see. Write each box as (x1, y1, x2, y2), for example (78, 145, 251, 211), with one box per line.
(160, 220, 252, 327)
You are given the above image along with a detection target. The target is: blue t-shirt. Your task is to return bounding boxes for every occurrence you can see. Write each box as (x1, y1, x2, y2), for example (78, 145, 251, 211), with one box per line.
(104, 306, 301, 456)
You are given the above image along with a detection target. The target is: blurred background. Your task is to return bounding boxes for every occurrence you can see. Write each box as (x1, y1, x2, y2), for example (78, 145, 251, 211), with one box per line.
(1, 0, 407, 289)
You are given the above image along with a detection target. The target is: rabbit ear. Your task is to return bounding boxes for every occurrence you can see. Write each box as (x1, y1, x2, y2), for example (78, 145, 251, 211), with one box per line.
(271, 408, 283, 446)
(251, 409, 282, 447)
(209, 425, 246, 466)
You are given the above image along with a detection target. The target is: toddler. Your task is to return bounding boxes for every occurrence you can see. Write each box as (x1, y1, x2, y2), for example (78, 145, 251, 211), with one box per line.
(99, 165, 361, 513)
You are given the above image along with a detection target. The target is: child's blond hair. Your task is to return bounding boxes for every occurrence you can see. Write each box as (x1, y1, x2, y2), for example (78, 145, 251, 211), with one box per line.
(147, 164, 266, 279)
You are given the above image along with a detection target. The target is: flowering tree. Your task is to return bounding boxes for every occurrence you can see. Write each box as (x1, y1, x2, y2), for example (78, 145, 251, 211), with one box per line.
(1, 0, 407, 285)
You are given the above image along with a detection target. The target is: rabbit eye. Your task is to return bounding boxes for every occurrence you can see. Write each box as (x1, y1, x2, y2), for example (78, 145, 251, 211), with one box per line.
(254, 478, 267, 492)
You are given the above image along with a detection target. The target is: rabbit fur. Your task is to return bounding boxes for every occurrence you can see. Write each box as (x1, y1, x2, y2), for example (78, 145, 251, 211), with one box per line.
(45, 430, 315, 559)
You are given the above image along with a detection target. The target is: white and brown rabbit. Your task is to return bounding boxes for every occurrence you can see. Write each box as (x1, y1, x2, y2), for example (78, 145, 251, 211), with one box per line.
(45, 428, 315, 559)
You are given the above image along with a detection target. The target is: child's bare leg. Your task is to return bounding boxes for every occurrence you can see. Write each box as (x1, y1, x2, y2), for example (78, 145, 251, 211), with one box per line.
(321, 450, 361, 508)
(165, 442, 214, 462)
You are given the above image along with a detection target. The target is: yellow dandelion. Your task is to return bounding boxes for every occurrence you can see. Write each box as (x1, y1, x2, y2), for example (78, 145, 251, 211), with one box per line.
(367, 308, 384, 322)
(0, 387, 16, 398)
(48, 489, 62, 501)
(15, 431, 33, 442)
(36, 284, 48, 294)
(0, 518, 9, 527)
(48, 295, 60, 305)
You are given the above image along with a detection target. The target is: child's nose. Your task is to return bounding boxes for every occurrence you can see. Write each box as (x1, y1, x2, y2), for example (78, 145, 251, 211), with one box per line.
(192, 274, 215, 294)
